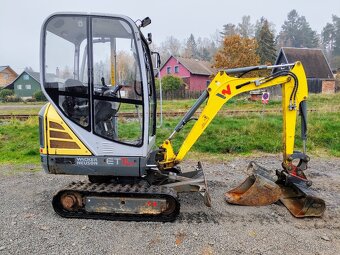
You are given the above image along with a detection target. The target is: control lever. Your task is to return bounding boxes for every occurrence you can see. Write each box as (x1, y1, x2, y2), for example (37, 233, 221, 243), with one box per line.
(112, 85, 123, 95)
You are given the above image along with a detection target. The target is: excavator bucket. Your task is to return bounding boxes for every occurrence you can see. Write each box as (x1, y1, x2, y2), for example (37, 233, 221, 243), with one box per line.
(225, 174, 282, 206)
(225, 161, 281, 206)
(277, 175, 326, 217)
(225, 161, 326, 217)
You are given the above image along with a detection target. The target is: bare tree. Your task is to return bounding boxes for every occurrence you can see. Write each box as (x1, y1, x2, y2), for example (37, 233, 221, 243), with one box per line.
(237, 15, 254, 38)
(157, 36, 182, 63)
(183, 34, 199, 58)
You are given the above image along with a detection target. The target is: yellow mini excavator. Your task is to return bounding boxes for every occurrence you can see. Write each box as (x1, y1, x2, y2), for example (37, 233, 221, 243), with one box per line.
(39, 13, 325, 221)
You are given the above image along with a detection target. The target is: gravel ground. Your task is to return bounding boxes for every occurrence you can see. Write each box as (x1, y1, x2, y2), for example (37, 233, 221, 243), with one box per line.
(0, 155, 339, 255)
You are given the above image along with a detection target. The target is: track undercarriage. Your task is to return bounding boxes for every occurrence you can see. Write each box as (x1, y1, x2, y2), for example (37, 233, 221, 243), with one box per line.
(52, 162, 211, 222)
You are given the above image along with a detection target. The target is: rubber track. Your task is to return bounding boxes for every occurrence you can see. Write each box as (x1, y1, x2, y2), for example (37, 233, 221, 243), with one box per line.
(52, 181, 180, 222)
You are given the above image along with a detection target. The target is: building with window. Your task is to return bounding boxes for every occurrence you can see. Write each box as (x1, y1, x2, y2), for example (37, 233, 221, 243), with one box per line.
(0, 66, 17, 88)
(10, 71, 56, 99)
(159, 56, 216, 91)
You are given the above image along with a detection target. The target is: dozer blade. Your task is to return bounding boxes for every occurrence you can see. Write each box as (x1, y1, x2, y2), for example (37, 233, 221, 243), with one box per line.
(225, 173, 282, 206)
(164, 162, 212, 207)
(277, 174, 326, 217)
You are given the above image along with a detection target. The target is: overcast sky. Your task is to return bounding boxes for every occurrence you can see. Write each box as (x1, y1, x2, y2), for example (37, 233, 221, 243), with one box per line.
(0, 0, 338, 73)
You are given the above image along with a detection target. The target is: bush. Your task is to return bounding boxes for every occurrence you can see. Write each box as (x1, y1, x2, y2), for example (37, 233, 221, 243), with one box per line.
(4, 95, 22, 102)
(25, 98, 36, 102)
(156, 75, 184, 92)
(336, 73, 340, 93)
(0, 89, 14, 101)
(33, 90, 47, 101)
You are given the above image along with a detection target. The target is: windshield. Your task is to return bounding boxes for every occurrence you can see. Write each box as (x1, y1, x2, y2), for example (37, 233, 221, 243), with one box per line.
(43, 15, 144, 146)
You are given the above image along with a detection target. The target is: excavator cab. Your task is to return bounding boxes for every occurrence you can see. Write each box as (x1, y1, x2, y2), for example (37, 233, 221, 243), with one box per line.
(40, 13, 157, 178)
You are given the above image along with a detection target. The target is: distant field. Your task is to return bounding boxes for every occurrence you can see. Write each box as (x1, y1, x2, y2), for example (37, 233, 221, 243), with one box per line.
(0, 93, 339, 164)
(0, 103, 45, 115)
(0, 93, 339, 115)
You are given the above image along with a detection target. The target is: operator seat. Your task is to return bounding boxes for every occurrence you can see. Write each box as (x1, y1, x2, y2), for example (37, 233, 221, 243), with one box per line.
(62, 79, 89, 125)
(94, 101, 117, 124)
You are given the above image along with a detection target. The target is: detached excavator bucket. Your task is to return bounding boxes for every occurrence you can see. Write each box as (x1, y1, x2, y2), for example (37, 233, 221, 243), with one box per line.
(225, 161, 326, 217)
(278, 175, 326, 217)
(225, 173, 282, 206)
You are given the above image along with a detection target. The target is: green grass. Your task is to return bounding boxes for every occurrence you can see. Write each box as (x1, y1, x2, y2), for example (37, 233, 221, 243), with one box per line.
(0, 94, 339, 165)
(156, 112, 340, 157)
(308, 112, 340, 157)
(0, 118, 40, 164)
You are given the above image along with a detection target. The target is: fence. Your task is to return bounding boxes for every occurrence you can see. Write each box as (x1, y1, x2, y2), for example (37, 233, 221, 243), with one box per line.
(156, 89, 204, 100)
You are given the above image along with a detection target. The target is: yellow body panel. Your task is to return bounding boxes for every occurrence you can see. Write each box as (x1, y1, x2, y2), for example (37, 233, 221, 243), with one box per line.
(41, 103, 92, 156)
(39, 104, 48, 155)
(160, 62, 308, 168)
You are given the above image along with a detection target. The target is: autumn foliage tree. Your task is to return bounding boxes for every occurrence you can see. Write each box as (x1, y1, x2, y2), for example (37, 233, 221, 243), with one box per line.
(213, 35, 259, 69)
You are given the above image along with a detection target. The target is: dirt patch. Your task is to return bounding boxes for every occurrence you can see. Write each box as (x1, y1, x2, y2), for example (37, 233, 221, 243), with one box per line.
(0, 155, 339, 254)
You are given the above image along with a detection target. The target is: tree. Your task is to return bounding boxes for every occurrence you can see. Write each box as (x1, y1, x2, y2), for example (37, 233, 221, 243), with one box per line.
(158, 36, 182, 62)
(237, 16, 254, 38)
(255, 17, 276, 39)
(322, 15, 340, 68)
(210, 29, 222, 48)
(116, 51, 135, 84)
(183, 34, 199, 58)
(24, 67, 34, 72)
(213, 35, 259, 69)
(154, 36, 182, 64)
(61, 65, 72, 79)
(277, 10, 319, 48)
(156, 75, 183, 92)
(196, 37, 218, 61)
(93, 60, 109, 85)
(333, 16, 340, 57)
(165, 36, 182, 56)
(33, 90, 47, 101)
(220, 23, 237, 38)
(299, 16, 319, 47)
(0, 89, 14, 101)
(256, 19, 277, 65)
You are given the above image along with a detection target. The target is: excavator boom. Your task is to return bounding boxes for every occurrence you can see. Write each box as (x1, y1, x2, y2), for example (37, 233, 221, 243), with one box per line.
(159, 62, 307, 167)
(158, 62, 325, 217)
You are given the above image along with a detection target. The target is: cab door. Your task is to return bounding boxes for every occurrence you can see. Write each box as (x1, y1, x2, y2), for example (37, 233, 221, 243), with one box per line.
(91, 17, 144, 147)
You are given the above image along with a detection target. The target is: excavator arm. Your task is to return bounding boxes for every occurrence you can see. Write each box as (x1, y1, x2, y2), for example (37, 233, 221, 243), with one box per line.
(159, 62, 307, 169)
(157, 62, 325, 218)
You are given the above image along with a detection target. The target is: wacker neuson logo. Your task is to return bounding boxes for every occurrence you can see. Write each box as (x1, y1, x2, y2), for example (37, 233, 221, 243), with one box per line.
(76, 157, 98, 165)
